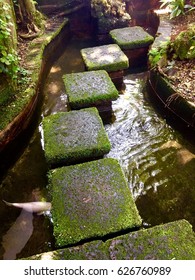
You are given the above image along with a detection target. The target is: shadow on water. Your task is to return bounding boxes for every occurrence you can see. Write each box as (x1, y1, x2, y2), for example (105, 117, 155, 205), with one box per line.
(1, 37, 195, 259)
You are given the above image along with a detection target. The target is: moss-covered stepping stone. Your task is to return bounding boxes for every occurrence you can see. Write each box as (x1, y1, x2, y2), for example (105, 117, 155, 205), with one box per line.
(63, 70, 119, 111)
(81, 44, 129, 72)
(81, 44, 129, 88)
(42, 107, 111, 167)
(110, 26, 154, 49)
(26, 219, 195, 260)
(107, 219, 195, 260)
(48, 158, 142, 247)
(110, 26, 154, 67)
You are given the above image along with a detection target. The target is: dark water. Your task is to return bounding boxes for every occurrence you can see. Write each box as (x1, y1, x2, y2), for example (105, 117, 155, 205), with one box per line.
(0, 38, 195, 259)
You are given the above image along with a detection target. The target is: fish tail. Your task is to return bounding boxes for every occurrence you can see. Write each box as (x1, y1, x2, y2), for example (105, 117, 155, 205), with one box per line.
(2, 200, 13, 207)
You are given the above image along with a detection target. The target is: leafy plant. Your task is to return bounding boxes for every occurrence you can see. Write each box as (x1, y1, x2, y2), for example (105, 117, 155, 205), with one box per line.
(160, 0, 195, 18)
(0, 2, 19, 80)
(149, 41, 170, 68)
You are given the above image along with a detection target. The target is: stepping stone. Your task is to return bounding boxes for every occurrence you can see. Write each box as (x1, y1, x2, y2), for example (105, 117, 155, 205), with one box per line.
(48, 158, 142, 247)
(110, 26, 154, 67)
(106, 219, 195, 260)
(63, 70, 119, 115)
(42, 107, 111, 167)
(26, 219, 195, 260)
(81, 44, 129, 87)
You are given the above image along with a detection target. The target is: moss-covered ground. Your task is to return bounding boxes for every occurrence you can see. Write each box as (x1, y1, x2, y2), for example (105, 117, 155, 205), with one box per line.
(0, 18, 69, 133)
(48, 157, 142, 247)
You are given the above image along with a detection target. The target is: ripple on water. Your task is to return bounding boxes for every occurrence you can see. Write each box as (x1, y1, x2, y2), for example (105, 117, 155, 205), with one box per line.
(105, 73, 179, 200)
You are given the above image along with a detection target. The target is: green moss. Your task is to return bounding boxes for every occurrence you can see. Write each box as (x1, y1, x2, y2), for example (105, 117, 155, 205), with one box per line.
(110, 26, 154, 50)
(26, 219, 195, 260)
(42, 107, 111, 167)
(48, 157, 142, 247)
(81, 44, 129, 72)
(0, 83, 14, 108)
(0, 19, 69, 133)
(106, 219, 195, 260)
(172, 23, 195, 60)
(24, 240, 109, 260)
(63, 70, 119, 109)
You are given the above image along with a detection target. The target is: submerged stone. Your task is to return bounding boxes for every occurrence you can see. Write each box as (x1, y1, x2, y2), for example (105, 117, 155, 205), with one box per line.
(63, 70, 119, 110)
(81, 44, 129, 72)
(26, 219, 195, 260)
(42, 107, 111, 167)
(48, 158, 142, 247)
(110, 26, 154, 50)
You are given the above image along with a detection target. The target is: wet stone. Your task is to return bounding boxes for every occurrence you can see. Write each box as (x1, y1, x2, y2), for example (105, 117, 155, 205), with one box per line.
(110, 26, 154, 50)
(48, 158, 142, 247)
(80, 44, 129, 72)
(107, 219, 195, 260)
(42, 107, 111, 167)
(63, 70, 119, 110)
(26, 219, 195, 260)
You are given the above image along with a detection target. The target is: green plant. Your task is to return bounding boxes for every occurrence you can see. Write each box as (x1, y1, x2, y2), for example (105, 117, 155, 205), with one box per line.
(160, 0, 195, 18)
(149, 41, 170, 68)
(0, 2, 19, 79)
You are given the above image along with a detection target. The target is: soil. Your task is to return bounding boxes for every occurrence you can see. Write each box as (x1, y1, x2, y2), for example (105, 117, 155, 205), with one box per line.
(165, 10, 195, 104)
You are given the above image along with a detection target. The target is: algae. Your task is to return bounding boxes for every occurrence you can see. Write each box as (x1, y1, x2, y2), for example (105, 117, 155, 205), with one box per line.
(110, 26, 154, 50)
(63, 70, 119, 109)
(48, 157, 142, 247)
(81, 44, 129, 72)
(42, 107, 111, 167)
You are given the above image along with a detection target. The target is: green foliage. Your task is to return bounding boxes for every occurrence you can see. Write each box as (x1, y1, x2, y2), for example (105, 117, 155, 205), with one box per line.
(149, 41, 170, 68)
(172, 23, 195, 59)
(0, 2, 19, 79)
(160, 0, 195, 18)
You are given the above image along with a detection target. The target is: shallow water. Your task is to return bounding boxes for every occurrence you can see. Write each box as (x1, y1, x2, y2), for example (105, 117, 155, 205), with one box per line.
(0, 38, 195, 259)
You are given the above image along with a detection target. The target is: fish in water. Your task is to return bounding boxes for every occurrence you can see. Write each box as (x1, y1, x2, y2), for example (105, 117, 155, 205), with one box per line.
(2, 209, 33, 260)
(3, 200, 51, 215)
(160, 140, 195, 164)
(160, 140, 182, 150)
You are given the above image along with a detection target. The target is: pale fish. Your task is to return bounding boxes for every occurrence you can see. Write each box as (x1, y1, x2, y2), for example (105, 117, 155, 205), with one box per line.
(2, 209, 33, 260)
(3, 200, 51, 215)
(160, 140, 195, 165)
(160, 140, 182, 150)
(177, 149, 195, 165)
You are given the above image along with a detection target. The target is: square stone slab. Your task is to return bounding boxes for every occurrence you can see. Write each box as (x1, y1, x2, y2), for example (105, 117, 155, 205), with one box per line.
(110, 26, 154, 50)
(81, 44, 129, 72)
(27, 219, 195, 260)
(42, 107, 111, 167)
(49, 158, 142, 247)
(63, 70, 119, 110)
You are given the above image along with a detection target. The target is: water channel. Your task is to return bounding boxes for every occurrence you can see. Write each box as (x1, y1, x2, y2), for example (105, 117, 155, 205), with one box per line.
(0, 37, 195, 259)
